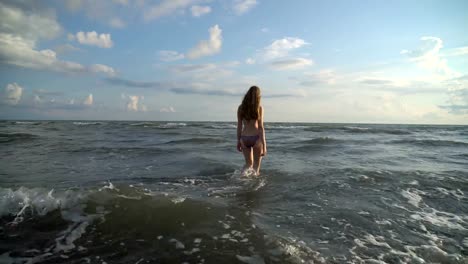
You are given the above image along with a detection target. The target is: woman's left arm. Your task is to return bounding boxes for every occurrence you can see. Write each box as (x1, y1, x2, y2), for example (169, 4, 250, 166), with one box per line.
(237, 106, 243, 152)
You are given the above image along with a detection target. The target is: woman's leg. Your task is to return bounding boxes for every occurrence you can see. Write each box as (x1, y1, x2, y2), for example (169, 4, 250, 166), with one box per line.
(241, 140, 253, 172)
(252, 141, 263, 175)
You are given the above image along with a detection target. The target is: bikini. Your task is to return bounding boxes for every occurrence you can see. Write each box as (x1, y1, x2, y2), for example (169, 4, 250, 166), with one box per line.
(241, 135, 260, 148)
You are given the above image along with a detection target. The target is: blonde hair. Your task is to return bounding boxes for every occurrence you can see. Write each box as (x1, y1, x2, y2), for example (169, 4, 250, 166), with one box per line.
(239, 86, 261, 120)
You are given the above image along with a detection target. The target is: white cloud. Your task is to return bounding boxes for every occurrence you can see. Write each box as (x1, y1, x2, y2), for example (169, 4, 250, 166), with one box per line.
(144, 0, 200, 21)
(299, 70, 336, 86)
(83, 94, 93, 105)
(74, 31, 113, 48)
(401, 36, 459, 79)
(191, 5, 211, 17)
(261, 27, 269, 33)
(187, 24, 222, 59)
(269, 58, 313, 70)
(158, 50, 185, 61)
(261, 37, 308, 60)
(3, 83, 23, 105)
(90, 64, 117, 77)
(109, 17, 126, 28)
(233, 0, 257, 15)
(0, 34, 86, 73)
(113, 0, 128, 5)
(0, 2, 62, 40)
(124, 95, 147, 112)
(245, 58, 255, 64)
(0, 2, 115, 76)
(160, 106, 176, 112)
(54, 44, 81, 54)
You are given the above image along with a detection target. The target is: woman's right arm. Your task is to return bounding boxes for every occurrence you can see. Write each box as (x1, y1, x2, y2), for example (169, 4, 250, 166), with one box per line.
(237, 106, 243, 152)
(259, 106, 267, 156)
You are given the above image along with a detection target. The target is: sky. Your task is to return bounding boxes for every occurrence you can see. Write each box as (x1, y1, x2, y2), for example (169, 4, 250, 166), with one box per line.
(0, 0, 467, 124)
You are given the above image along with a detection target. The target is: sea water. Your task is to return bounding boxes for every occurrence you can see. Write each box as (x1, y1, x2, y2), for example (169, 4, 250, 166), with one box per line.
(1, 121, 467, 263)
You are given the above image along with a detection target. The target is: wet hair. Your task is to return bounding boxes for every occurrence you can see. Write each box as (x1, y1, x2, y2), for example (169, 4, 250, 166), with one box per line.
(239, 86, 261, 120)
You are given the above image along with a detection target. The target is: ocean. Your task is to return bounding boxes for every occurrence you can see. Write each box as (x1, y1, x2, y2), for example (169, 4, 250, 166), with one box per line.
(1, 121, 467, 263)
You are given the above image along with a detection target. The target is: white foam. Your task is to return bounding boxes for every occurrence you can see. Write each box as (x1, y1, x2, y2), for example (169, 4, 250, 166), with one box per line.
(409, 180, 419, 185)
(435, 187, 465, 200)
(73, 122, 102, 126)
(410, 207, 467, 231)
(400, 189, 424, 207)
(169, 238, 185, 249)
(236, 254, 265, 264)
(463, 237, 468, 248)
(171, 197, 186, 204)
(363, 234, 391, 249)
(160, 122, 187, 128)
(375, 220, 392, 225)
(99, 181, 119, 192)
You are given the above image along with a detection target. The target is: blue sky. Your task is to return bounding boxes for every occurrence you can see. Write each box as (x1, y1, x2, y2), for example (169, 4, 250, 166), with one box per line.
(0, 0, 467, 124)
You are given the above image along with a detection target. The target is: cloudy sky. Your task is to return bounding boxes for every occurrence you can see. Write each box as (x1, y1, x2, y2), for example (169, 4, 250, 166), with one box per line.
(0, 0, 467, 124)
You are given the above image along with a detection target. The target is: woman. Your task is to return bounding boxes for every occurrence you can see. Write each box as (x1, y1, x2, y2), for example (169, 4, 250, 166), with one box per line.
(237, 86, 267, 175)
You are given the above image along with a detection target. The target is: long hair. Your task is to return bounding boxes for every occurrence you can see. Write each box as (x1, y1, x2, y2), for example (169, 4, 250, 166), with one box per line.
(240, 86, 261, 120)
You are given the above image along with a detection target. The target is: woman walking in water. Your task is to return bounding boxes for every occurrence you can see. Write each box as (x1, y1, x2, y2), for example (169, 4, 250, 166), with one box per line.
(237, 86, 267, 175)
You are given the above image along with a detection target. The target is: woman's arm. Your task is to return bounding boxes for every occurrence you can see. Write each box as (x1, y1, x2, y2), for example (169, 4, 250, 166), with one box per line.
(258, 106, 267, 156)
(237, 106, 243, 152)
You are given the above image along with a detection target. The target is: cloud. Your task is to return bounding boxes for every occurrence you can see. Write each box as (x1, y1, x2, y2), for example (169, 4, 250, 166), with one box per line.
(233, 0, 257, 15)
(439, 75, 468, 114)
(261, 37, 307, 60)
(3, 83, 23, 105)
(269, 58, 313, 70)
(359, 78, 394, 86)
(158, 50, 185, 61)
(160, 106, 176, 112)
(245, 58, 255, 64)
(191, 5, 211, 17)
(0, 2, 115, 76)
(0, 34, 87, 73)
(123, 94, 147, 112)
(63, 0, 131, 28)
(443, 46, 468, 57)
(34, 89, 63, 96)
(106, 77, 167, 89)
(168, 63, 217, 73)
(144, 0, 200, 21)
(1, 82, 94, 111)
(90, 64, 117, 77)
(401, 36, 459, 79)
(113, 0, 128, 5)
(54, 44, 81, 54)
(83, 94, 93, 105)
(0, 2, 62, 41)
(109, 17, 126, 28)
(170, 87, 243, 96)
(73, 31, 113, 48)
(186, 24, 222, 59)
(298, 70, 336, 86)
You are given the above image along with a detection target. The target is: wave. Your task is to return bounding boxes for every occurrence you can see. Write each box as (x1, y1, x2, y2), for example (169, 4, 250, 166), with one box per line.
(0, 132, 38, 143)
(267, 125, 310, 130)
(390, 139, 468, 147)
(301, 137, 341, 144)
(72, 121, 104, 126)
(0, 185, 323, 263)
(129, 122, 187, 129)
(342, 126, 412, 135)
(14, 121, 40, 125)
(164, 137, 226, 145)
